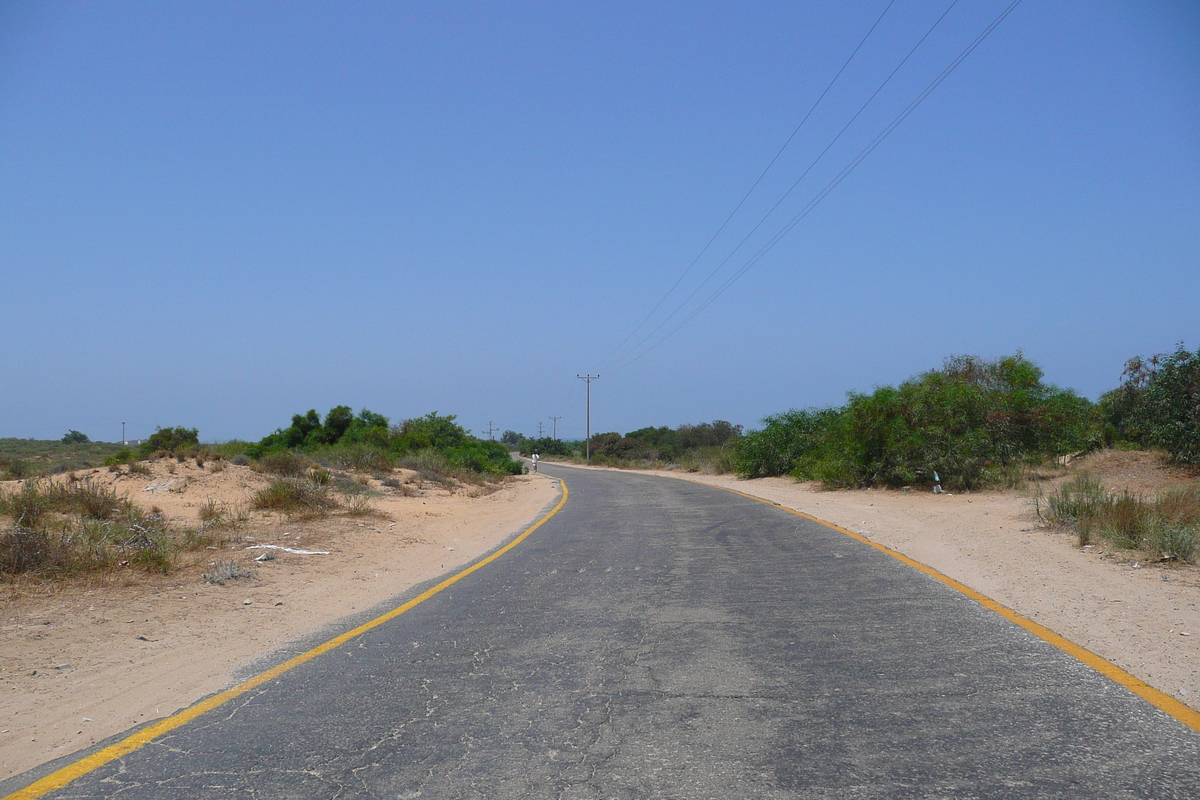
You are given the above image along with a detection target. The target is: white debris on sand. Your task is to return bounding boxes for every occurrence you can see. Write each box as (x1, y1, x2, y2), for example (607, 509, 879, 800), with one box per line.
(244, 544, 331, 555)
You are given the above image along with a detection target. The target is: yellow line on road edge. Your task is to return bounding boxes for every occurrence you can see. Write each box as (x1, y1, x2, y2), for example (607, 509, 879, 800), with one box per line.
(4, 479, 570, 800)
(704, 481, 1200, 734)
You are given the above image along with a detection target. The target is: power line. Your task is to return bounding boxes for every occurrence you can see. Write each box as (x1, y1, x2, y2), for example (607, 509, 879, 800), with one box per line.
(613, 0, 1024, 369)
(607, 0, 962, 371)
(596, 0, 898, 371)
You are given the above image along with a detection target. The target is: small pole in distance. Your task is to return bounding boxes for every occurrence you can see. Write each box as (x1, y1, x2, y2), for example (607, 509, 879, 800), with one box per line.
(550, 416, 561, 440)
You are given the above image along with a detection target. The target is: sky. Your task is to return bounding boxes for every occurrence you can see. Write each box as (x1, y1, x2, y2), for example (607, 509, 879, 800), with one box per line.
(2, 1, 1197, 444)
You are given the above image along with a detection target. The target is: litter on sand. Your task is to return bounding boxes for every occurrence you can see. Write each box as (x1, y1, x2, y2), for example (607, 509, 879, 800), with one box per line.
(245, 544, 331, 555)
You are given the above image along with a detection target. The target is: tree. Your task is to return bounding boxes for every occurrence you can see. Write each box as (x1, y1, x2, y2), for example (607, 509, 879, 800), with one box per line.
(397, 412, 469, 450)
(320, 405, 355, 444)
(500, 430, 522, 446)
(1106, 344, 1200, 463)
(61, 430, 90, 444)
(140, 426, 200, 454)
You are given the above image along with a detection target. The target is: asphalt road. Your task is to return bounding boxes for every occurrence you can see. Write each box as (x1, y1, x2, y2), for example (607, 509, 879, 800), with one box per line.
(11, 464, 1200, 799)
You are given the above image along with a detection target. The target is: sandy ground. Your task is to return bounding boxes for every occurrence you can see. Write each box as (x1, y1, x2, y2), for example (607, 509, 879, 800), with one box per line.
(2, 450, 1198, 781)
(0, 460, 559, 781)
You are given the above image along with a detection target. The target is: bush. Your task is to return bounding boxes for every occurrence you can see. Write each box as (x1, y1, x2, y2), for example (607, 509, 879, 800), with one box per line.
(736, 354, 1099, 489)
(252, 477, 338, 516)
(61, 430, 90, 444)
(139, 427, 199, 456)
(0, 500, 173, 575)
(310, 443, 393, 472)
(518, 437, 575, 458)
(735, 408, 841, 479)
(257, 451, 310, 476)
(1103, 344, 1200, 464)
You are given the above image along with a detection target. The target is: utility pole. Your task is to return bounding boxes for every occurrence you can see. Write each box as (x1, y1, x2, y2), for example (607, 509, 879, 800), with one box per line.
(537, 421, 545, 438)
(484, 421, 498, 440)
(121, 422, 126, 446)
(577, 375, 599, 462)
(550, 416, 561, 440)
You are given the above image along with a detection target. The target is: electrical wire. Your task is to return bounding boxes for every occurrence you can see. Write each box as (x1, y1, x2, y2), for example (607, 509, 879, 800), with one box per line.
(596, 0, 898, 370)
(612, 0, 1025, 370)
(602, 0, 961, 371)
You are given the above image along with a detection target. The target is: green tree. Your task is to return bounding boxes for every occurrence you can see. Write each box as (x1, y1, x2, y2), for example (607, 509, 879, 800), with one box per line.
(1107, 344, 1200, 463)
(140, 426, 200, 454)
(397, 412, 469, 450)
(61, 430, 90, 444)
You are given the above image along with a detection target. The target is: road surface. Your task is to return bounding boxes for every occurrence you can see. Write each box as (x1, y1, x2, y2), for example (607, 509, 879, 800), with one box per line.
(8, 464, 1200, 798)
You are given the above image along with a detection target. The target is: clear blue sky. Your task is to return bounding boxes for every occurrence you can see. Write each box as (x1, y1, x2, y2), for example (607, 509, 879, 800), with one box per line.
(2, 1, 1197, 443)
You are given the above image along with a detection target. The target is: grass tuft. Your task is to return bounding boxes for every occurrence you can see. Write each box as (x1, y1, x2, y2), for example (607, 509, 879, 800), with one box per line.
(252, 477, 338, 516)
(202, 560, 256, 585)
(1038, 475, 1200, 561)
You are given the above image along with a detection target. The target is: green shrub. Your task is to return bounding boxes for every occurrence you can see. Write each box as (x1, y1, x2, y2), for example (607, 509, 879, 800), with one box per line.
(737, 354, 1099, 489)
(138, 427, 200, 456)
(517, 437, 575, 458)
(61, 430, 90, 444)
(735, 408, 841, 479)
(1103, 345, 1200, 463)
(0, 500, 173, 575)
(311, 443, 393, 472)
(0, 458, 34, 480)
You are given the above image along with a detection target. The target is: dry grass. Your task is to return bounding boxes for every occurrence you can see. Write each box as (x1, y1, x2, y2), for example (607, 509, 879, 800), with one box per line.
(251, 477, 339, 517)
(1038, 475, 1199, 562)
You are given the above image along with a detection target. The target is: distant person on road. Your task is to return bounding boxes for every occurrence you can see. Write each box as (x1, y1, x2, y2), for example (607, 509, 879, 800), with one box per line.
(531, 453, 540, 473)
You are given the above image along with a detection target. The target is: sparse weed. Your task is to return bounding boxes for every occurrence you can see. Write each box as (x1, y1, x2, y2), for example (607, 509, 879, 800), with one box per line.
(1148, 522, 1197, 563)
(1038, 475, 1200, 561)
(202, 560, 256, 585)
(344, 493, 376, 517)
(252, 477, 338, 516)
(198, 498, 223, 522)
(258, 451, 310, 477)
(128, 461, 152, 476)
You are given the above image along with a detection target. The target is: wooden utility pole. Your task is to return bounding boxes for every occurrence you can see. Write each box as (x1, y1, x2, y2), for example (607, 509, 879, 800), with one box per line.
(577, 375, 599, 462)
(550, 416, 561, 440)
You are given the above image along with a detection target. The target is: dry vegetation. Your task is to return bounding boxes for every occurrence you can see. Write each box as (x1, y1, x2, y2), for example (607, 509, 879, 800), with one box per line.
(0, 452, 510, 587)
(1034, 450, 1200, 563)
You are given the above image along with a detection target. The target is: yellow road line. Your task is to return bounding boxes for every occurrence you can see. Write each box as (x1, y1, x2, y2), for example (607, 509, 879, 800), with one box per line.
(703, 480, 1200, 733)
(4, 479, 570, 800)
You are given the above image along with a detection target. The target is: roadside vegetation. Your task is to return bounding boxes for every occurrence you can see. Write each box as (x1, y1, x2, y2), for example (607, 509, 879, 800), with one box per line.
(1, 408, 522, 578)
(1037, 476, 1199, 564)
(734, 354, 1098, 490)
(0, 478, 194, 575)
(504, 421, 742, 473)
(1, 438, 126, 480)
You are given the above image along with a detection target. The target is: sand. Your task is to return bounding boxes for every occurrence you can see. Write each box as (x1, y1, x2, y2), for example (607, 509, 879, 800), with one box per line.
(2, 449, 1198, 781)
(0, 460, 559, 780)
